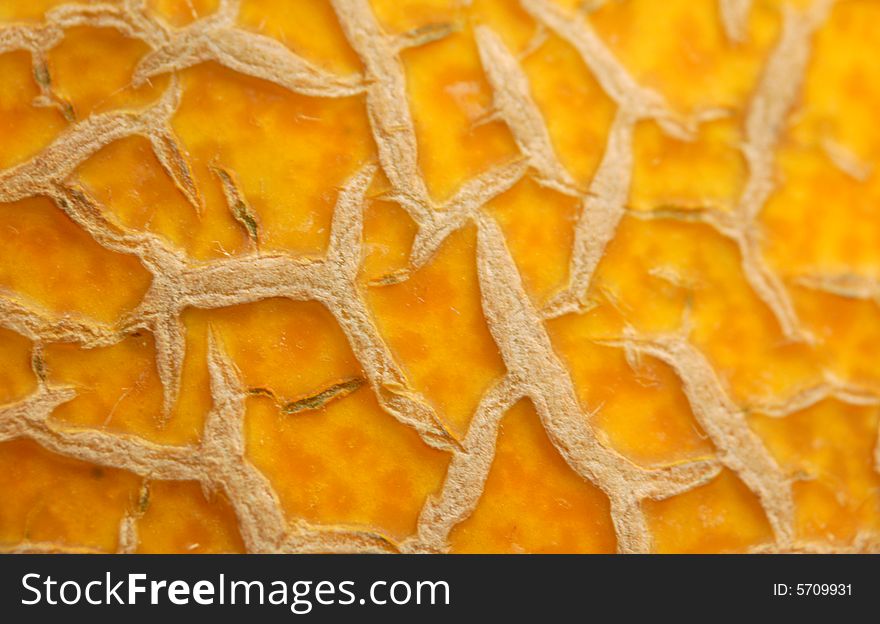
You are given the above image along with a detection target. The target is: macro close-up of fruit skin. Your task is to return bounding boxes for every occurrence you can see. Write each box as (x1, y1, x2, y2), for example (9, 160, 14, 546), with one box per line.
(0, 0, 878, 555)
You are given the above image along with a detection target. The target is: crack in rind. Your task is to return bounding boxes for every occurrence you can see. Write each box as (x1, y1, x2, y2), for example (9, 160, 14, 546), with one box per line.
(0, 335, 396, 554)
(745, 365, 880, 477)
(719, 0, 753, 43)
(520, 0, 695, 140)
(0, 295, 123, 346)
(472, 213, 720, 553)
(746, 375, 880, 418)
(0, 77, 194, 209)
(474, 25, 580, 197)
(727, 0, 834, 343)
(132, 17, 365, 98)
(40, 165, 457, 451)
(544, 109, 636, 318)
(614, 1, 834, 344)
(117, 479, 150, 554)
(598, 329, 796, 547)
(331, 0, 527, 272)
(794, 273, 880, 305)
(249, 377, 366, 415)
(211, 165, 259, 244)
(0, 22, 71, 119)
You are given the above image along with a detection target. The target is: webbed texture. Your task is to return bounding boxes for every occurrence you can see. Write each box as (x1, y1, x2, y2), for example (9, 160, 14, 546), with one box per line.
(1, 0, 878, 554)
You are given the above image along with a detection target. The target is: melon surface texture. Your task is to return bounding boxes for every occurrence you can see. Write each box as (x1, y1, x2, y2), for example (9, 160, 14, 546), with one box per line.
(0, 0, 879, 554)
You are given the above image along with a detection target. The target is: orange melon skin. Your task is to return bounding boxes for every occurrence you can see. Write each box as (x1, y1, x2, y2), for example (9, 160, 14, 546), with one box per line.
(1, 0, 879, 554)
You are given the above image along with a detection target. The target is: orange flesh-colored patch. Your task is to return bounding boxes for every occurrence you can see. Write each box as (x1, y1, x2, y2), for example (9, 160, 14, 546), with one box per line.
(185, 299, 364, 402)
(404, 29, 519, 202)
(469, 0, 539, 55)
(370, 0, 465, 36)
(47, 27, 161, 118)
(361, 198, 419, 281)
(147, 0, 221, 28)
(76, 134, 247, 262)
(790, 288, 880, 389)
(0, 51, 68, 169)
(171, 62, 374, 258)
(764, 145, 880, 276)
(135, 480, 245, 554)
(645, 469, 775, 554)
(751, 400, 880, 545)
(487, 177, 579, 305)
(0, 328, 36, 405)
(0, 196, 152, 324)
(238, 0, 363, 76)
(589, 0, 782, 112)
(629, 117, 745, 213)
(0, 439, 138, 552)
(245, 390, 449, 541)
(594, 216, 821, 402)
(367, 225, 506, 438)
(522, 32, 616, 186)
(0, 2, 86, 22)
(43, 333, 204, 447)
(548, 328, 715, 467)
(450, 400, 617, 553)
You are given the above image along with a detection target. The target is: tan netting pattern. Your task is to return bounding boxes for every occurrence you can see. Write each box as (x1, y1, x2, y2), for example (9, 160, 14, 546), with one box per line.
(1, 0, 878, 554)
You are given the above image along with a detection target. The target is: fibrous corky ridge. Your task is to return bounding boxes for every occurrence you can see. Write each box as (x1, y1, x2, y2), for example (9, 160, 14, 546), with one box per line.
(0, 0, 879, 554)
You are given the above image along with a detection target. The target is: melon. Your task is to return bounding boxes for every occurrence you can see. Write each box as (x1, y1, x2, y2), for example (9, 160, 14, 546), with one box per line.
(0, 0, 878, 554)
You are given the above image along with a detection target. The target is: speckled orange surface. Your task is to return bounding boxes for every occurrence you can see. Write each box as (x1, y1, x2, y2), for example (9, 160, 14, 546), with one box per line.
(0, 0, 879, 554)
